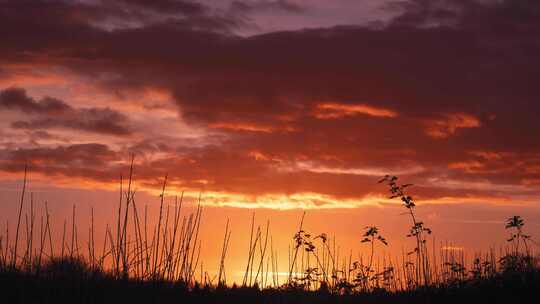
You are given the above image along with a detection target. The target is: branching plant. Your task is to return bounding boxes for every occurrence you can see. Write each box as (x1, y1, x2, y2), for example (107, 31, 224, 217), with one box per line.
(500, 215, 534, 273)
(290, 229, 328, 289)
(352, 226, 389, 291)
(505, 215, 531, 256)
(379, 175, 432, 286)
(2, 167, 540, 300)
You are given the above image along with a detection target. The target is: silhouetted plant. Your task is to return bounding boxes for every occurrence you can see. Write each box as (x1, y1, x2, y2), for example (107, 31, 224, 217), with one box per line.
(444, 261, 466, 285)
(500, 215, 535, 273)
(505, 215, 531, 255)
(4, 166, 540, 304)
(372, 266, 395, 290)
(379, 175, 432, 286)
(468, 257, 495, 281)
(349, 226, 389, 291)
(290, 230, 329, 290)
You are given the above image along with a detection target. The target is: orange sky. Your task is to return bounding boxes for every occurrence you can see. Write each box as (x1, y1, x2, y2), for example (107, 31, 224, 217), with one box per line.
(1, 0, 540, 283)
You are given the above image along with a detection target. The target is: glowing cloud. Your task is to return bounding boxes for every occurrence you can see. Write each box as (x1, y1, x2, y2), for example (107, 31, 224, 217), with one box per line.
(209, 122, 295, 133)
(313, 102, 398, 119)
(194, 191, 386, 210)
(425, 113, 481, 139)
(291, 161, 424, 177)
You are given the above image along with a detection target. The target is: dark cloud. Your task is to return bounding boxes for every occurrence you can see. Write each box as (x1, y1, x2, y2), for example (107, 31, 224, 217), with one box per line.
(387, 0, 540, 30)
(0, 143, 117, 168)
(0, 143, 124, 183)
(0, 0, 539, 202)
(0, 0, 233, 30)
(0, 0, 242, 64)
(118, 0, 208, 14)
(230, 0, 305, 14)
(0, 87, 70, 114)
(0, 87, 132, 136)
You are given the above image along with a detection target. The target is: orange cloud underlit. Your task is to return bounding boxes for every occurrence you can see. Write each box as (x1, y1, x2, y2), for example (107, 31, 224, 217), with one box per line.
(313, 102, 398, 119)
(291, 160, 424, 176)
(448, 160, 487, 173)
(469, 151, 506, 160)
(425, 113, 481, 139)
(209, 122, 296, 133)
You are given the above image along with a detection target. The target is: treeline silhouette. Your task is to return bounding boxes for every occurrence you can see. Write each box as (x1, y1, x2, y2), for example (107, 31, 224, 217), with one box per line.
(0, 166, 539, 303)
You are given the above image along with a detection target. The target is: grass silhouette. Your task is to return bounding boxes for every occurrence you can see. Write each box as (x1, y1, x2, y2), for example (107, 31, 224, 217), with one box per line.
(0, 169, 539, 303)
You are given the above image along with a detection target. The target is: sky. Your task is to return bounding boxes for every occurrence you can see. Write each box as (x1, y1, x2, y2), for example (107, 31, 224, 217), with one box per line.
(1, 0, 540, 283)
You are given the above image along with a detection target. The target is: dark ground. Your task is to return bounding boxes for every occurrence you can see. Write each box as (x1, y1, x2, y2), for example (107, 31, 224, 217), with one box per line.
(1, 263, 539, 304)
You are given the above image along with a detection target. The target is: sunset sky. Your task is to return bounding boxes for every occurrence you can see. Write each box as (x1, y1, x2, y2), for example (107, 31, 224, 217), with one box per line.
(1, 0, 540, 283)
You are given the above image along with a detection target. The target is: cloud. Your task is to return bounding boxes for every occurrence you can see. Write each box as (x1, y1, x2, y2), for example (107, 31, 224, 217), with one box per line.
(424, 113, 481, 139)
(10, 108, 132, 136)
(230, 0, 305, 14)
(0, 0, 539, 209)
(289, 160, 423, 176)
(0, 87, 132, 136)
(447, 150, 540, 179)
(448, 160, 486, 173)
(0, 143, 120, 177)
(0, 87, 70, 114)
(313, 102, 398, 119)
(209, 122, 296, 133)
(0, 0, 239, 33)
(195, 191, 384, 209)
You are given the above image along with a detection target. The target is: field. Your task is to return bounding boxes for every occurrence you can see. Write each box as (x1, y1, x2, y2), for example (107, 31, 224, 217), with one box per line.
(0, 170, 538, 303)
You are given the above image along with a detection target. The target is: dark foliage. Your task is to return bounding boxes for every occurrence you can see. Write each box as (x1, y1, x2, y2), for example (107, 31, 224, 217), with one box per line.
(1, 257, 540, 304)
